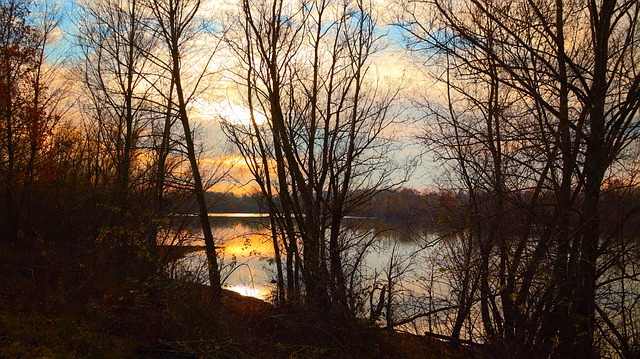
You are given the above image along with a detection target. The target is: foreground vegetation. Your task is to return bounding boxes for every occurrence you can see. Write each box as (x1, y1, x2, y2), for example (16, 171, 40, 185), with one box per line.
(0, 242, 485, 358)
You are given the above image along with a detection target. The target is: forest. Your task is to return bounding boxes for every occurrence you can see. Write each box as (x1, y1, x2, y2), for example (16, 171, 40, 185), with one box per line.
(1, 0, 639, 357)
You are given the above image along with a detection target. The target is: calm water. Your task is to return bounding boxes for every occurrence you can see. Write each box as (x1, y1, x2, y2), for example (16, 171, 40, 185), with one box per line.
(162, 213, 640, 345)
(160, 213, 433, 301)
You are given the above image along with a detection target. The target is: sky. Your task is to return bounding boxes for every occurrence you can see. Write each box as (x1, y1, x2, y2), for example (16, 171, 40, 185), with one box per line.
(45, 0, 442, 194)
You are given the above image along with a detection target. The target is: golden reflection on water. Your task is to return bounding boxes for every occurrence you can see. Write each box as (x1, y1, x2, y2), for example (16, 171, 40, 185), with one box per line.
(168, 217, 430, 304)
(224, 284, 271, 300)
(217, 225, 275, 300)
(220, 227, 274, 259)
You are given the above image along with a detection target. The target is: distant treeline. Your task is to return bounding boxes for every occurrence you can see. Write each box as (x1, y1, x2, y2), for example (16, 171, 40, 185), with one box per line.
(174, 189, 466, 229)
(175, 187, 640, 238)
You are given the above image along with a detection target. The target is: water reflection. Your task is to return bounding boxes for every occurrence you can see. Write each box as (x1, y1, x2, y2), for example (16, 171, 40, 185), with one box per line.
(162, 215, 275, 300)
(163, 213, 429, 302)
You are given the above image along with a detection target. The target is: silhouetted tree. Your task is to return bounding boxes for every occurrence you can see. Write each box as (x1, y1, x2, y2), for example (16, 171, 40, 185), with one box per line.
(224, 0, 408, 314)
(401, 0, 640, 356)
(145, 0, 224, 295)
(0, 0, 63, 243)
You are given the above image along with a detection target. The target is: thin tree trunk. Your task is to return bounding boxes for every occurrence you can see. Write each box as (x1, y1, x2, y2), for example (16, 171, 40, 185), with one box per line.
(174, 68, 221, 295)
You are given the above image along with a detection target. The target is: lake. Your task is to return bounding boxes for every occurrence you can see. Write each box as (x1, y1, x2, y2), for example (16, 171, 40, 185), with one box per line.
(160, 213, 487, 336)
(159, 213, 434, 301)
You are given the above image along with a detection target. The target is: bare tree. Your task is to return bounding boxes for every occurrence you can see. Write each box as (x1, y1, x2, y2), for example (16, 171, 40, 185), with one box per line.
(224, 0, 408, 314)
(400, 0, 640, 356)
(76, 0, 156, 227)
(144, 0, 223, 295)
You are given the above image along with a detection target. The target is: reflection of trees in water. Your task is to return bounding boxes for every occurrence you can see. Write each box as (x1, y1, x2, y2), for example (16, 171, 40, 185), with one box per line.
(166, 216, 445, 325)
(165, 217, 277, 300)
(164, 212, 640, 356)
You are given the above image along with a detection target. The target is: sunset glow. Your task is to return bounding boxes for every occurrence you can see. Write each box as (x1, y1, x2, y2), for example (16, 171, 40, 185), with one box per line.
(195, 99, 268, 127)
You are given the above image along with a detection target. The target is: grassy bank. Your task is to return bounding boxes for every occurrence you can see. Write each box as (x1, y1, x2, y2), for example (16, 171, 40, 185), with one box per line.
(0, 243, 484, 358)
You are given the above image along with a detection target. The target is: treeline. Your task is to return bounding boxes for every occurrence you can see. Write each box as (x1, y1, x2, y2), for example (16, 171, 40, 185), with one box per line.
(358, 189, 464, 228)
(178, 189, 463, 227)
(365, 186, 640, 236)
(170, 192, 261, 214)
(0, 0, 225, 284)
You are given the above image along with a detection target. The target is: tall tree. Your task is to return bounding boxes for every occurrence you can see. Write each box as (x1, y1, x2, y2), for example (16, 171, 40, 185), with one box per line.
(401, 0, 640, 356)
(0, 0, 62, 243)
(145, 0, 222, 295)
(224, 0, 407, 313)
(76, 0, 156, 227)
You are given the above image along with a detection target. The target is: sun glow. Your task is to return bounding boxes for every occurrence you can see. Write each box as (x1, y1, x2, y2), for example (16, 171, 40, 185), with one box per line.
(194, 99, 267, 127)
